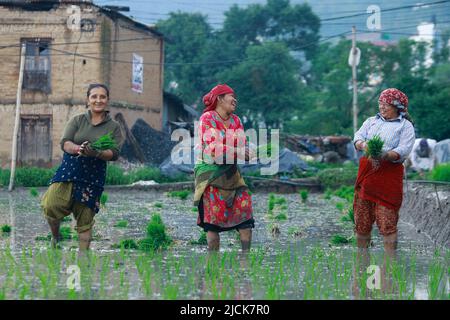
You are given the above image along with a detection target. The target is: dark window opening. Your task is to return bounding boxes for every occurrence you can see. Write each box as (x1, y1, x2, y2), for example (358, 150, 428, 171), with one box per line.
(22, 38, 52, 93)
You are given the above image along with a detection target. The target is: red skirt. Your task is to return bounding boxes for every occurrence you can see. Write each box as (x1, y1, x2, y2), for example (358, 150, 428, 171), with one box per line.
(354, 157, 404, 211)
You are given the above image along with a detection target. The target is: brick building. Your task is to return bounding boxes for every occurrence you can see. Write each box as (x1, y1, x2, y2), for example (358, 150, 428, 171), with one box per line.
(0, 0, 164, 167)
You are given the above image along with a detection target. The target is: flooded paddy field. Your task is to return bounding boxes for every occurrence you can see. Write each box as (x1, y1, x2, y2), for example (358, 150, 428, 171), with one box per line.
(0, 188, 448, 300)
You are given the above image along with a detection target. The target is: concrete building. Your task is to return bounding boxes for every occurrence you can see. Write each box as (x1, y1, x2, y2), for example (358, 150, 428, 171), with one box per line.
(0, 0, 164, 167)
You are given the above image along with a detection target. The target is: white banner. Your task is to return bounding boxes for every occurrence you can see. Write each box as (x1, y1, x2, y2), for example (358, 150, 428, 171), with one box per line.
(132, 53, 143, 93)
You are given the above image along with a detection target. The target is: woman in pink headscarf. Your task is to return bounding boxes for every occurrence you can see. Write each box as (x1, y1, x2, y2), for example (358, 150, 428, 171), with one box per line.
(353, 88, 415, 257)
(193, 84, 254, 251)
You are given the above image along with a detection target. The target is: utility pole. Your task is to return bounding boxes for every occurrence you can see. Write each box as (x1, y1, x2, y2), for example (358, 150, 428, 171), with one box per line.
(9, 43, 26, 192)
(351, 26, 358, 137)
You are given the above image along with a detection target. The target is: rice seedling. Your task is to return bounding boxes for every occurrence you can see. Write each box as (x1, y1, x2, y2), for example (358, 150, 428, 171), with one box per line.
(114, 220, 128, 228)
(323, 188, 333, 200)
(100, 192, 108, 207)
(336, 202, 345, 212)
(154, 202, 163, 208)
(112, 239, 139, 249)
(274, 213, 287, 221)
(366, 135, 384, 158)
(1, 224, 11, 233)
(91, 132, 118, 151)
(138, 213, 172, 252)
(167, 190, 191, 200)
(330, 234, 351, 245)
(189, 231, 207, 245)
(191, 207, 198, 213)
(299, 189, 308, 203)
(29, 187, 39, 197)
(427, 252, 447, 299)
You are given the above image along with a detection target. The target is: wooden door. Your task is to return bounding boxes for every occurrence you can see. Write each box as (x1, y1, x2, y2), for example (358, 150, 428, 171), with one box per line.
(18, 115, 52, 167)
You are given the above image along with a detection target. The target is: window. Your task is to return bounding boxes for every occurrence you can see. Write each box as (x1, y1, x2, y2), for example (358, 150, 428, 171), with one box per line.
(22, 38, 51, 93)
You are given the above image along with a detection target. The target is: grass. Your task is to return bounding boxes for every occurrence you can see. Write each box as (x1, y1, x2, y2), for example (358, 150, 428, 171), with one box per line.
(167, 190, 191, 200)
(430, 163, 450, 182)
(114, 220, 128, 228)
(274, 213, 288, 221)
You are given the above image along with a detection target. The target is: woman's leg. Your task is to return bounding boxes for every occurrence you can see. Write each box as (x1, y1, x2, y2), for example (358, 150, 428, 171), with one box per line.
(207, 231, 220, 251)
(78, 229, 92, 251)
(47, 218, 62, 247)
(238, 228, 252, 251)
(383, 232, 397, 258)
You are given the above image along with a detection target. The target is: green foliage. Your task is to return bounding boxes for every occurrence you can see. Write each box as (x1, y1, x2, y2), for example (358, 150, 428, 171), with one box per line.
(274, 213, 288, 221)
(219, 42, 307, 127)
(100, 193, 108, 207)
(333, 186, 354, 203)
(91, 132, 118, 151)
(138, 214, 172, 252)
(336, 202, 345, 212)
(318, 167, 358, 190)
(167, 190, 191, 200)
(112, 239, 139, 250)
(430, 163, 450, 182)
(189, 231, 207, 245)
(59, 226, 73, 240)
(29, 187, 39, 197)
(154, 202, 163, 208)
(330, 234, 350, 245)
(366, 135, 384, 158)
(0, 167, 56, 187)
(114, 220, 128, 228)
(300, 189, 308, 203)
(1, 225, 12, 233)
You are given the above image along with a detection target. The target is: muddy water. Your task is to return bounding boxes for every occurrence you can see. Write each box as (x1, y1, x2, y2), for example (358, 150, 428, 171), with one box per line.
(0, 188, 447, 300)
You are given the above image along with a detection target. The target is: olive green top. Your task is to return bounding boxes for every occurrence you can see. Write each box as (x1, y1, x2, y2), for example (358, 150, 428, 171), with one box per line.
(60, 110, 124, 161)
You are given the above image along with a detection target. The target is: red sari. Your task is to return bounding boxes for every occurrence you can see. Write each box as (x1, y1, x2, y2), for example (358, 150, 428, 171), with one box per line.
(196, 111, 254, 232)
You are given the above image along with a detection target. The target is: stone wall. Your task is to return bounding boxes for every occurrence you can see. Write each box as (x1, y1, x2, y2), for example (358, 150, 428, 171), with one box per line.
(400, 182, 450, 248)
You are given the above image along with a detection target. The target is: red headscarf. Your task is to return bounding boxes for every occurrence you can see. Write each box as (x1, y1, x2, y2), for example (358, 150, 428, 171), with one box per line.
(202, 84, 235, 114)
(378, 88, 409, 113)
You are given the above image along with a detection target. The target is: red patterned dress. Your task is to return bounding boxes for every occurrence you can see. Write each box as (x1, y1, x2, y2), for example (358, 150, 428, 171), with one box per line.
(196, 111, 254, 232)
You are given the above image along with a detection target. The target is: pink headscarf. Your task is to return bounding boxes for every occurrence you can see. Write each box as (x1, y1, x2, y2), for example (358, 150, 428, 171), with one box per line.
(202, 84, 235, 114)
(378, 88, 409, 114)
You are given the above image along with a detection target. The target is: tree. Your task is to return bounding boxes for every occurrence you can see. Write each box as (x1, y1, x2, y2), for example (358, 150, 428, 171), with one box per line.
(218, 42, 305, 128)
(156, 12, 213, 104)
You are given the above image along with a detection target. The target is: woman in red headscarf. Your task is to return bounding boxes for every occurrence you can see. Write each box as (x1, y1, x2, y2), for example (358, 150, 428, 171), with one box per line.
(353, 88, 415, 257)
(194, 84, 254, 251)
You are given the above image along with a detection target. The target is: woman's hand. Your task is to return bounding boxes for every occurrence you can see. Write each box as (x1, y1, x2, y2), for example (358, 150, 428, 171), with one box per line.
(356, 140, 367, 152)
(382, 150, 400, 162)
(79, 141, 100, 158)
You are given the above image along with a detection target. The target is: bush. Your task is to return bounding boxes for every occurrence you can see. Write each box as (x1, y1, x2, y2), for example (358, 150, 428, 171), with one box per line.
(430, 163, 450, 182)
(0, 167, 56, 187)
(105, 165, 130, 185)
(333, 186, 354, 202)
(318, 166, 358, 189)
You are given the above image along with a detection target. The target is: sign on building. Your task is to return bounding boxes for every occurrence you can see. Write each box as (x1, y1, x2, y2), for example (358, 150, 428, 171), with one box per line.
(132, 53, 143, 93)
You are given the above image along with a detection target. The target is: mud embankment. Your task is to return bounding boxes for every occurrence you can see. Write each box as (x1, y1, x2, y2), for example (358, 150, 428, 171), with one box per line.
(400, 183, 450, 247)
